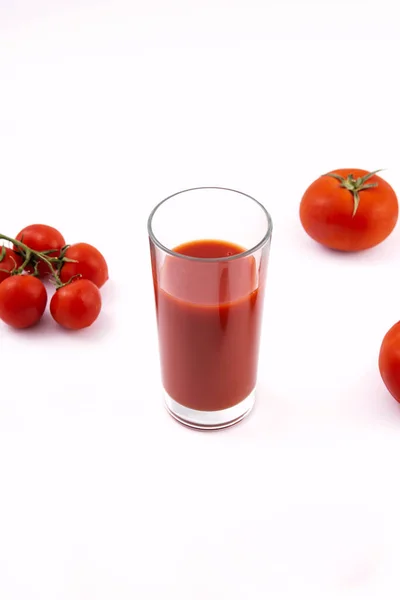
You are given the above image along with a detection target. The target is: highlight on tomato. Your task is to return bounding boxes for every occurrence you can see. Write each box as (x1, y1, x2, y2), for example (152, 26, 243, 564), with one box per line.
(59, 242, 108, 288)
(0, 274, 47, 329)
(14, 224, 66, 277)
(300, 169, 399, 251)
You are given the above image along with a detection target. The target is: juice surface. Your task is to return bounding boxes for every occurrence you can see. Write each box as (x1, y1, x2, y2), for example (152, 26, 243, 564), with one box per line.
(154, 239, 265, 412)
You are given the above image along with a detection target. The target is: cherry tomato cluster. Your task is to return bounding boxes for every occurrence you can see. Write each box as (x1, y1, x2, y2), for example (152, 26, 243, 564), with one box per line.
(299, 168, 400, 404)
(0, 224, 108, 330)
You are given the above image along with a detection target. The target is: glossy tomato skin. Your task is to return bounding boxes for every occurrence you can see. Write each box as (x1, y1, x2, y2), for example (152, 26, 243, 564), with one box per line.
(59, 243, 108, 288)
(300, 169, 398, 251)
(14, 224, 66, 277)
(379, 322, 400, 403)
(50, 279, 102, 330)
(0, 248, 23, 283)
(0, 275, 47, 328)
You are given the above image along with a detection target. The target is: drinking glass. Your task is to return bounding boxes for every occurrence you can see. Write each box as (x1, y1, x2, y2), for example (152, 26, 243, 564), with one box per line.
(148, 187, 272, 430)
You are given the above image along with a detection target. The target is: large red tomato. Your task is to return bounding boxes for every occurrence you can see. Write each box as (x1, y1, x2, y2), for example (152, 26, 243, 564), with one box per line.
(379, 322, 400, 403)
(50, 279, 102, 330)
(59, 243, 108, 288)
(0, 275, 47, 329)
(300, 169, 398, 251)
(14, 224, 66, 277)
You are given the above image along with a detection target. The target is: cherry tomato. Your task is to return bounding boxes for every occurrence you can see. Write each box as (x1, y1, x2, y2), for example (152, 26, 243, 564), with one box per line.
(379, 322, 400, 402)
(300, 169, 398, 251)
(59, 242, 108, 288)
(0, 247, 23, 283)
(14, 224, 66, 277)
(0, 275, 47, 329)
(50, 279, 102, 330)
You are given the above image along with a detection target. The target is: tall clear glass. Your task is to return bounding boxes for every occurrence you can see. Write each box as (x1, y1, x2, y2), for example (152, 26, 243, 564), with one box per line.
(148, 187, 272, 430)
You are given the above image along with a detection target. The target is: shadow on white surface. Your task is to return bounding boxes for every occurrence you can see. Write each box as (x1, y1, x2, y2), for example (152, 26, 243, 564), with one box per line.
(6, 310, 113, 341)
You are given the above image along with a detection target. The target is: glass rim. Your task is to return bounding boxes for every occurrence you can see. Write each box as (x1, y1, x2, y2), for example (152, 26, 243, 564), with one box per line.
(147, 186, 273, 263)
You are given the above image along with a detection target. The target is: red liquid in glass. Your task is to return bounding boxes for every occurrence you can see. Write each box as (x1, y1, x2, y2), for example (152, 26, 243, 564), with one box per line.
(154, 239, 266, 412)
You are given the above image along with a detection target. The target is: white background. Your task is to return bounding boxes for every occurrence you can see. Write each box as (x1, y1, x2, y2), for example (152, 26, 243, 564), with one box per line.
(1, 0, 400, 598)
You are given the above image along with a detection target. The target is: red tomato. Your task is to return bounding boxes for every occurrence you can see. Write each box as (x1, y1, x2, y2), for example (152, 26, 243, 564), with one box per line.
(50, 279, 102, 330)
(59, 243, 108, 288)
(0, 275, 47, 329)
(0, 247, 23, 283)
(379, 322, 400, 402)
(14, 224, 66, 277)
(300, 169, 398, 251)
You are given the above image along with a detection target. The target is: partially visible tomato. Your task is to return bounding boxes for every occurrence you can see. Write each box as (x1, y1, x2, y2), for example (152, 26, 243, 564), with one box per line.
(50, 279, 102, 330)
(14, 224, 66, 277)
(0, 275, 47, 328)
(300, 169, 398, 251)
(0, 247, 23, 283)
(379, 322, 400, 403)
(59, 242, 108, 288)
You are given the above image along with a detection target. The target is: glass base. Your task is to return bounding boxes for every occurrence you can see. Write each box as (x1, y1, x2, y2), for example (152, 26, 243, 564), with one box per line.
(164, 389, 255, 430)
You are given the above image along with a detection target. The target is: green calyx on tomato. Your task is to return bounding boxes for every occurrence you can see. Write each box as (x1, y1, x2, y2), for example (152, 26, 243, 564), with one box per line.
(324, 169, 383, 217)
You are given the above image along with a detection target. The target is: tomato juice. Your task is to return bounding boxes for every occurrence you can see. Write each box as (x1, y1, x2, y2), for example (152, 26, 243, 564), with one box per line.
(153, 239, 266, 412)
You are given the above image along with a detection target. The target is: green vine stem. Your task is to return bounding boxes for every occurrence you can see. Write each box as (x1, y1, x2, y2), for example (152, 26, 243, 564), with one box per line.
(0, 233, 79, 288)
(324, 169, 383, 217)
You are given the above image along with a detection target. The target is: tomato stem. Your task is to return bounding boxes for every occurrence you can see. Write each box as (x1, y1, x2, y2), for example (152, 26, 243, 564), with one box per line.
(19, 248, 32, 272)
(324, 169, 383, 217)
(0, 233, 65, 287)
